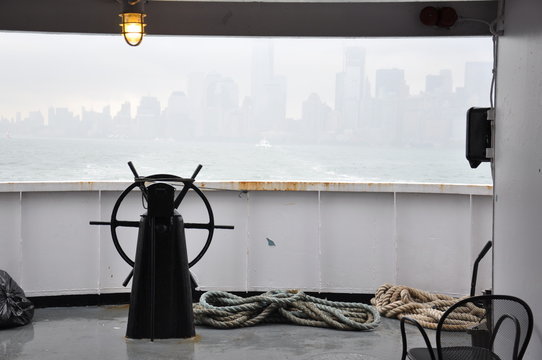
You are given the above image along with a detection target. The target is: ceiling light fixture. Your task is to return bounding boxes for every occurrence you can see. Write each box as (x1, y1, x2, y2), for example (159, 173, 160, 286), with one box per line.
(120, 0, 147, 46)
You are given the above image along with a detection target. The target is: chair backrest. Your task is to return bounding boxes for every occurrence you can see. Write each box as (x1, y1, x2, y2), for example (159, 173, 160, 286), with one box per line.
(435, 294, 533, 360)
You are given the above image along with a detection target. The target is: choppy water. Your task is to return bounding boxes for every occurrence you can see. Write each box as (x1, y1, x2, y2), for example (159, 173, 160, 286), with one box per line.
(0, 137, 492, 184)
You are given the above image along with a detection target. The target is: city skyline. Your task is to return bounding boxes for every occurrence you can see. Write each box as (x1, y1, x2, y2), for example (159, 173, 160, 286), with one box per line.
(0, 33, 492, 146)
(0, 33, 492, 116)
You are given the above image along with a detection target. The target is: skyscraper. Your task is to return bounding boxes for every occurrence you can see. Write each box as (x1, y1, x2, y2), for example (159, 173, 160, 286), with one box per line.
(47, 108, 78, 137)
(425, 69, 453, 95)
(112, 101, 132, 137)
(374, 68, 409, 144)
(375, 68, 409, 99)
(301, 93, 332, 140)
(464, 62, 492, 105)
(335, 47, 366, 132)
(135, 96, 161, 138)
(164, 91, 190, 139)
(202, 73, 239, 137)
(250, 40, 287, 137)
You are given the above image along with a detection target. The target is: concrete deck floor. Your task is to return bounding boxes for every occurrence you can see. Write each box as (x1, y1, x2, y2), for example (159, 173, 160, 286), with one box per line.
(0, 306, 432, 360)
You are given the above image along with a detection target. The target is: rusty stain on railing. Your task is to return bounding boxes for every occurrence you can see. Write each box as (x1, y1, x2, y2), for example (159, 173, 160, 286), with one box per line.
(0, 180, 493, 196)
(197, 181, 493, 196)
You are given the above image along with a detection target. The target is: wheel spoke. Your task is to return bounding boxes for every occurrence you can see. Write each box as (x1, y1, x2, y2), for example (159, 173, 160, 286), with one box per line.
(128, 161, 148, 202)
(114, 220, 140, 228)
(173, 183, 191, 209)
(89, 221, 111, 226)
(184, 222, 212, 230)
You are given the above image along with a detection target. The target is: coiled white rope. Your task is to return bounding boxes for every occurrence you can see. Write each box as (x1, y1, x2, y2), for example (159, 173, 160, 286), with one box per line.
(193, 290, 380, 331)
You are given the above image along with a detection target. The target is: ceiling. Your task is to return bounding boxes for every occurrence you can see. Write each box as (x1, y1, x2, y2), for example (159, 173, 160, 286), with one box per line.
(0, 0, 497, 37)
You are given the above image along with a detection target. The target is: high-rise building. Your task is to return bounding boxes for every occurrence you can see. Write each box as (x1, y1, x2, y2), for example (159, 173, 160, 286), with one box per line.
(375, 68, 409, 99)
(335, 47, 366, 132)
(202, 73, 240, 137)
(135, 96, 161, 139)
(81, 106, 111, 137)
(421, 69, 455, 145)
(47, 108, 78, 137)
(464, 61, 492, 105)
(301, 93, 332, 140)
(249, 40, 287, 137)
(373, 68, 409, 145)
(187, 72, 206, 137)
(112, 101, 132, 137)
(425, 69, 453, 95)
(164, 91, 191, 139)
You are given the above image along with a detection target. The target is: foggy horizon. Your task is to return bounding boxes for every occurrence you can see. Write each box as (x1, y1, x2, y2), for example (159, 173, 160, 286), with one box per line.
(0, 31, 494, 182)
(0, 32, 492, 117)
(0, 32, 493, 148)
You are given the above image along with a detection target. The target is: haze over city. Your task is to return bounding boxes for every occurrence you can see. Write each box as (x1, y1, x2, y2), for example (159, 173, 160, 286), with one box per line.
(0, 32, 492, 146)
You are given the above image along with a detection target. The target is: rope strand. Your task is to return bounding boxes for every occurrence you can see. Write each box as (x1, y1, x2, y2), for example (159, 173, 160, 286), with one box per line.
(193, 290, 380, 331)
(370, 284, 484, 331)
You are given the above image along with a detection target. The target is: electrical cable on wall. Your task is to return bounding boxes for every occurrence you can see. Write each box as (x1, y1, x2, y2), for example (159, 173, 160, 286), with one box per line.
(456, 16, 501, 109)
(457, 14, 503, 183)
(419, 6, 503, 180)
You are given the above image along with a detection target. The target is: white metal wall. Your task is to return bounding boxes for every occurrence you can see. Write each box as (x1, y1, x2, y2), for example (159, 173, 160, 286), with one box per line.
(0, 182, 492, 298)
(494, 0, 542, 358)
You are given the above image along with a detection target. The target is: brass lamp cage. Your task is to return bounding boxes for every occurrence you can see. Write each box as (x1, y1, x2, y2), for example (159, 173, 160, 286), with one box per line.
(119, 12, 147, 46)
(119, 0, 146, 46)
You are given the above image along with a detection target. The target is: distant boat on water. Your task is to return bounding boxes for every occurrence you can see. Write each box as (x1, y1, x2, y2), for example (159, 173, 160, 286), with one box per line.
(256, 138, 272, 148)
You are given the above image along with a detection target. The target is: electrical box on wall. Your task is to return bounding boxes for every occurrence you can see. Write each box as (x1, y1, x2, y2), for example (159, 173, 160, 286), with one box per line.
(466, 107, 493, 169)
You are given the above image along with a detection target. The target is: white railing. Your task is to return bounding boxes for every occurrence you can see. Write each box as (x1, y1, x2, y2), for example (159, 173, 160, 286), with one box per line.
(0, 181, 493, 297)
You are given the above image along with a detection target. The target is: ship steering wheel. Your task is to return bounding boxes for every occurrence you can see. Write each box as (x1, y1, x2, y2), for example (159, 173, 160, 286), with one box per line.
(90, 163, 233, 286)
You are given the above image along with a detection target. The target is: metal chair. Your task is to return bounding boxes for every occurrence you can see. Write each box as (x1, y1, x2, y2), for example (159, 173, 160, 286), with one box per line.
(400, 294, 533, 360)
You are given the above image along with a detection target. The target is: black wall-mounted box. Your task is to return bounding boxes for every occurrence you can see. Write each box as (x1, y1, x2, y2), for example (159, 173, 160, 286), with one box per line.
(466, 107, 492, 169)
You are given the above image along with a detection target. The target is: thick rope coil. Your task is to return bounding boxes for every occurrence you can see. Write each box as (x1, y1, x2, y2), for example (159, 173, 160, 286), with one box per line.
(370, 284, 484, 331)
(193, 290, 381, 331)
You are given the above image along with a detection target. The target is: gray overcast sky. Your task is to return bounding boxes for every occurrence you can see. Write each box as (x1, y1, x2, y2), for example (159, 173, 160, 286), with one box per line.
(0, 32, 492, 119)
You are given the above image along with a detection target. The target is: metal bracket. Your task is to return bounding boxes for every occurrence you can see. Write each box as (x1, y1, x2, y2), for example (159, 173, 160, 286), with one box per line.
(486, 108, 496, 121)
(486, 148, 495, 159)
(486, 107, 495, 159)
